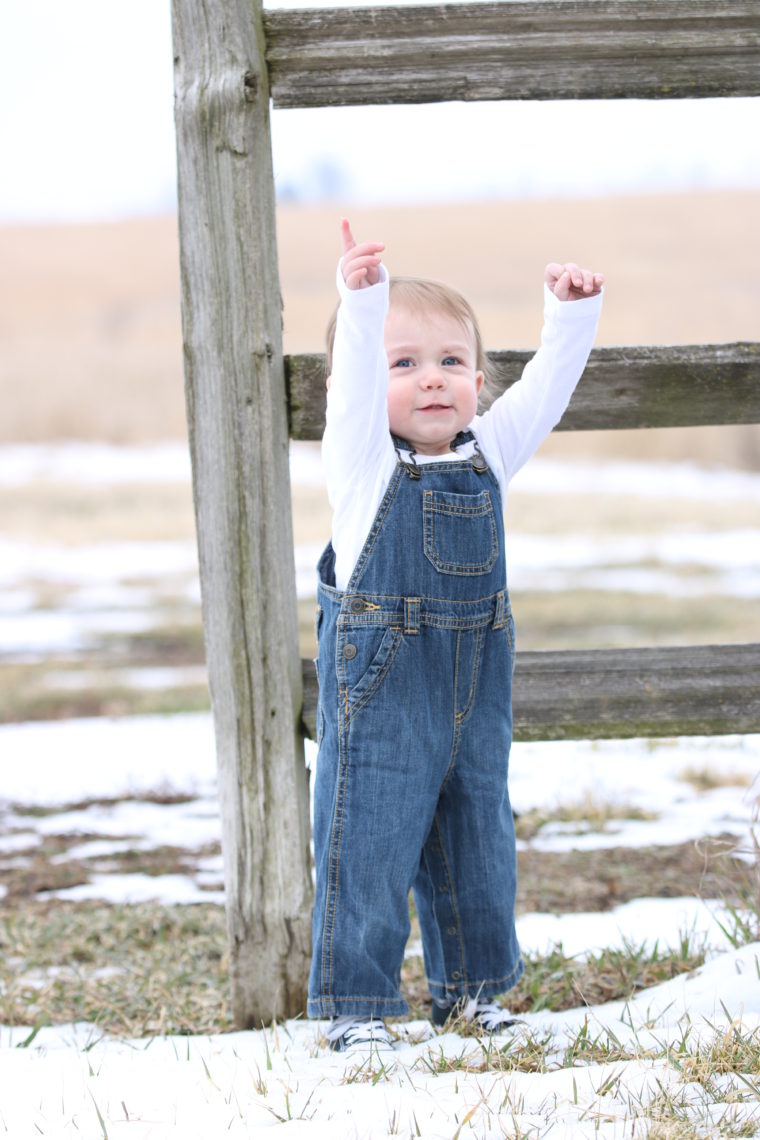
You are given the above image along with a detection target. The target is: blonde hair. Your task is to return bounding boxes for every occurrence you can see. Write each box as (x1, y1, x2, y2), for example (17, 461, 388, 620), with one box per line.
(325, 275, 496, 393)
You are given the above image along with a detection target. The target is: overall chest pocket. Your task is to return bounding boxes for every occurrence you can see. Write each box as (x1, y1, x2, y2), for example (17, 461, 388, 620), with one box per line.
(423, 488, 498, 575)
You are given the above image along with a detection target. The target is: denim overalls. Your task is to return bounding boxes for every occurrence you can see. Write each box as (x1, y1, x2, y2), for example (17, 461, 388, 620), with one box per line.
(308, 433, 523, 1019)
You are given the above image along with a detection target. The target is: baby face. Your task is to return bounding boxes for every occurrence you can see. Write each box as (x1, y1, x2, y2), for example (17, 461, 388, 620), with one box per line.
(384, 304, 484, 456)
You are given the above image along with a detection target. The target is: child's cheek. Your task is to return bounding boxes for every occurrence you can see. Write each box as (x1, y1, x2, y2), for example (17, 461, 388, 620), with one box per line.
(386, 382, 409, 433)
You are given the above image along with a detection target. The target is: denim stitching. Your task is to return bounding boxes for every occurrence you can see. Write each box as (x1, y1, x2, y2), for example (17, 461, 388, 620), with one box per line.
(343, 628, 404, 728)
(426, 962, 524, 998)
(423, 488, 498, 575)
(320, 728, 351, 1006)
(309, 995, 409, 1009)
(493, 590, 506, 630)
(404, 597, 420, 635)
(347, 466, 404, 592)
(345, 589, 503, 607)
(441, 632, 464, 793)
(341, 611, 497, 632)
(441, 625, 485, 793)
(453, 625, 485, 730)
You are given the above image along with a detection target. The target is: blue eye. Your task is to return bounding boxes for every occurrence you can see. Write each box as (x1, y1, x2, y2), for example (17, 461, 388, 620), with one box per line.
(442, 355, 460, 366)
(392, 357, 413, 368)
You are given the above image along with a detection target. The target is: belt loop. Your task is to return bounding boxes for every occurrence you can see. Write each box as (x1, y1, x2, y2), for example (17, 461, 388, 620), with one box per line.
(404, 597, 420, 635)
(493, 590, 506, 629)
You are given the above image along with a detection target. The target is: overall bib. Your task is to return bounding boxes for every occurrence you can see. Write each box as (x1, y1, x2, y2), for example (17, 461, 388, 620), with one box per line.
(308, 435, 523, 1019)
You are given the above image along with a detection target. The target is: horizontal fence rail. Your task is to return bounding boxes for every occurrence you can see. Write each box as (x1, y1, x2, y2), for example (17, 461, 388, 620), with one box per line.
(264, 0, 760, 108)
(300, 643, 760, 742)
(287, 342, 760, 439)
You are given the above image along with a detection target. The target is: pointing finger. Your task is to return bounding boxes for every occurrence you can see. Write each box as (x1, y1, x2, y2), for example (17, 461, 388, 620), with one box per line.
(340, 217, 356, 255)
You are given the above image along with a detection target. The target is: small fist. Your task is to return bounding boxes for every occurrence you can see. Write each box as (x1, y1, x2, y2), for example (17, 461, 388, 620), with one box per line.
(545, 262, 604, 301)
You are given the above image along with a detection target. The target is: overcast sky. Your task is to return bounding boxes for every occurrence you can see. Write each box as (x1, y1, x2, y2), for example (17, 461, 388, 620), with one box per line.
(1, 0, 758, 223)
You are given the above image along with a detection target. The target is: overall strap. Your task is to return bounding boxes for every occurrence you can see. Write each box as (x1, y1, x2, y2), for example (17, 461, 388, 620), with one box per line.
(391, 433, 421, 479)
(391, 430, 489, 477)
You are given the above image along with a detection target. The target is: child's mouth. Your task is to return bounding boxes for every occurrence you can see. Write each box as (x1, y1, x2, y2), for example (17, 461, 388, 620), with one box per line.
(419, 404, 451, 413)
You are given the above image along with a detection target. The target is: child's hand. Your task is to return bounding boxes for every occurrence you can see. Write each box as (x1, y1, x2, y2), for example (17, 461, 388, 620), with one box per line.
(545, 262, 604, 301)
(340, 218, 385, 290)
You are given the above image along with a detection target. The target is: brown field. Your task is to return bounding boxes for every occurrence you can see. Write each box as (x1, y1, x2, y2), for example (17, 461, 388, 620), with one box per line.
(1, 190, 759, 465)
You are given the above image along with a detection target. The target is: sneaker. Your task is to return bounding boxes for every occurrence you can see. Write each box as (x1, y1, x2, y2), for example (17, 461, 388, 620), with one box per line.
(325, 1016, 395, 1057)
(431, 998, 519, 1033)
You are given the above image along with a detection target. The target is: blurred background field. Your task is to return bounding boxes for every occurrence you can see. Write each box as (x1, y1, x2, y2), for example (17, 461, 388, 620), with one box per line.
(3, 193, 760, 449)
(1, 192, 759, 725)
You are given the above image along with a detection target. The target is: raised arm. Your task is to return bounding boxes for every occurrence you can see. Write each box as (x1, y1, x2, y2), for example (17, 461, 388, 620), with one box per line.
(323, 219, 398, 586)
(475, 264, 604, 488)
(323, 217, 393, 489)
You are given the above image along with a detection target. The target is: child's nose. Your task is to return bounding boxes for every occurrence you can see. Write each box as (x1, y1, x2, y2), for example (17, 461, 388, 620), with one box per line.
(420, 365, 445, 387)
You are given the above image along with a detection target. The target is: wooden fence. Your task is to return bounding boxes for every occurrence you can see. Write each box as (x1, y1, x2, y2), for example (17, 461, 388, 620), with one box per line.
(263, 0, 760, 106)
(171, 0, 760, 1025)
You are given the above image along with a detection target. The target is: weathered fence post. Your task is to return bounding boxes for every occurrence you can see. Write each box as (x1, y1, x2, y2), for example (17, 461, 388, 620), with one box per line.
(171, 0, 312, 1024)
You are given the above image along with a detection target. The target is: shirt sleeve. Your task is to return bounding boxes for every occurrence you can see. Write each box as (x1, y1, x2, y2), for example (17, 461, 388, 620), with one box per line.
(321, 262, 393, 507)
(475, 284, 603, 491)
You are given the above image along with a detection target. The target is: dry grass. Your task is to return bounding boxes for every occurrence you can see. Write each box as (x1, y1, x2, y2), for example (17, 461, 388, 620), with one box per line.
(0, 816, 220, 906)
(0, 482, 196, 545)
(2, 807, 752, 1038)
(680, 1022, 760, 1087)
(0, 901, 232, 1037)
(508, 589, 760, 653)
(0, 899, 705, 1039)
(678, 766, 754, 793)
(3, 647, 199, 726)
(514, 793, 659, 842)
(403, 932, 706, 1030)
(508, 937, 706, 1017)
(516, 835, 748, 915)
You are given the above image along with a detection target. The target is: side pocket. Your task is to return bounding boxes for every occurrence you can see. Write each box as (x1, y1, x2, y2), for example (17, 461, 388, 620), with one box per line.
(339, 624, 404, 724)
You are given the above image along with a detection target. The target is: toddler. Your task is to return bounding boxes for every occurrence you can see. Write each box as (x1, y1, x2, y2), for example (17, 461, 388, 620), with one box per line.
(310, 219, 604, 1054)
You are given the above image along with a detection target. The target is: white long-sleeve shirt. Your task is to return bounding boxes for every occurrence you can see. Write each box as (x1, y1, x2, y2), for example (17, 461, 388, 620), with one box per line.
(324, 264, 603, 590)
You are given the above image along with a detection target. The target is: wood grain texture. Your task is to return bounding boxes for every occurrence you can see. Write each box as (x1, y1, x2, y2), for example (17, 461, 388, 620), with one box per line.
(172, 0, 312, 1026)
(264, 0, 760, 108)
(301, 643, 760, 741)
(287, 342, 760, 439)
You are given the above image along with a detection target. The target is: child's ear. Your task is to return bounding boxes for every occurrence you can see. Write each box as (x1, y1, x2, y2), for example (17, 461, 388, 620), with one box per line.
(326, 374, 332, 391)
(475, 371, 484, 394)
